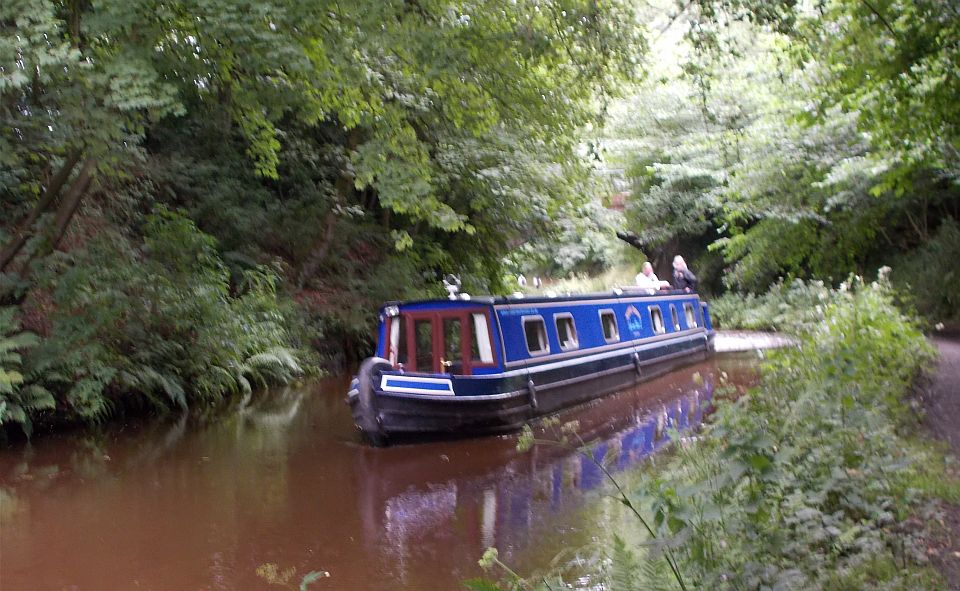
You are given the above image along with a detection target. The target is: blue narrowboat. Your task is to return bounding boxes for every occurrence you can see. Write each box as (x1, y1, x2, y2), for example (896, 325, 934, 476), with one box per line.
(347, 286, 715, 445)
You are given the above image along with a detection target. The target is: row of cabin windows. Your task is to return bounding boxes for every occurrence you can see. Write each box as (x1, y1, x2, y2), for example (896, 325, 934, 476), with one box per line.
(392, 312, 495, 372)
(522, 303, 702, 356)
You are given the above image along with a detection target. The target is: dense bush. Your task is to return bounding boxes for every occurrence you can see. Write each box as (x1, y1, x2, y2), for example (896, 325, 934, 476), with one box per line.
(614, 276, 942, 589)
(6, 208, 302, 431)
(0, 308, 52, 436)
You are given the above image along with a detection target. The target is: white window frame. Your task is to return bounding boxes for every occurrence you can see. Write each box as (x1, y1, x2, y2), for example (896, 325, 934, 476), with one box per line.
(599, 309, 619, 343)
(649, 306, 666, 335)
(388, 316, 401, 365)
(669, 304, 681, 331)
(521, 315, 550, 356)
(554, 313, 579, 351)
(683, 302, 698, 328)
(471, 312, 495, 364)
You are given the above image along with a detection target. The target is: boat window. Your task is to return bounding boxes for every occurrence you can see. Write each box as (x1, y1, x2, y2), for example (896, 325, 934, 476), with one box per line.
(600, 309, 619, 343)
(471, 313, 494, 363)
(649, 306, 665, 334)
(414, 319, 434, 371)
(555, 314, 578, 350)
(684, 303, 698, 328)
(670, 305, 681, 331)
(522, 316, 549, 356)
(442, 317, 463, 374)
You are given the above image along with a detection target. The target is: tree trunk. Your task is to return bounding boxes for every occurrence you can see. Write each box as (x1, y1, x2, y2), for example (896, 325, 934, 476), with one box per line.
(48, 158, 97, 251)
(17, 158, 97, 279)
(296, 209, 338, 288)
(616, 230, 645, 251)
(0, 149, 82, 272)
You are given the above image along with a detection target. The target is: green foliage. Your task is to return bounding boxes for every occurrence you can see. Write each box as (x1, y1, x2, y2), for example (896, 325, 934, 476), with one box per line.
(3, 0, 648, 380)
(24, 208, 301, 423)
(625, 275, 940, 589)
(708, 278, 839, 332)
(890, 219, 960, 321)
(255, 563, 329, 590)
(605, 0, 959, 299)
(491, 274, 947, 590)
(0, 307, 51, 436)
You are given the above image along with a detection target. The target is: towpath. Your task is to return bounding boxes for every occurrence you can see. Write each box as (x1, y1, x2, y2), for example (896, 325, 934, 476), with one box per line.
(924, 335, 960, 456)
(920, 333, 960, 588)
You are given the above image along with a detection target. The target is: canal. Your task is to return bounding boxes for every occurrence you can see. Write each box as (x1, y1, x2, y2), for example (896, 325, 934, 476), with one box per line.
(0, 354, 759, 590)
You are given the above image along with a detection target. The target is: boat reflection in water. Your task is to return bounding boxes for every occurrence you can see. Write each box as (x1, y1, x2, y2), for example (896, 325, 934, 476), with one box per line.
(356, 370, 715, 583)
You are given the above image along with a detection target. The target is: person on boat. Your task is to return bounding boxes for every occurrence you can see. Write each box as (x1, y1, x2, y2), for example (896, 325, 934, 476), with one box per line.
(635, 262, 670, 293)
(672, 255, 698, 292)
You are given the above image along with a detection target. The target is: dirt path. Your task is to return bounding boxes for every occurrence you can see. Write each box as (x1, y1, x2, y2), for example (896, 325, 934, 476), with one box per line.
(923, 336, 960, 456)
(920, 335, 960, 589)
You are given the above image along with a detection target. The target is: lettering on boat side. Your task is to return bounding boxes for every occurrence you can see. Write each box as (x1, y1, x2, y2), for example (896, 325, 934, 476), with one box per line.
(625, 305, 643, 336)
(499, 308, 539, 317)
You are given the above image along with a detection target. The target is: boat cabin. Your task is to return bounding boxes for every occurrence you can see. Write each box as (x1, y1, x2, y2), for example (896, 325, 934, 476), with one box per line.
(374, 291, 712, 379)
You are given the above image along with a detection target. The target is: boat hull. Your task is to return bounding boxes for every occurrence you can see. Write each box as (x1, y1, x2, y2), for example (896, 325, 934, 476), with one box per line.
(348, 331, 713, 445)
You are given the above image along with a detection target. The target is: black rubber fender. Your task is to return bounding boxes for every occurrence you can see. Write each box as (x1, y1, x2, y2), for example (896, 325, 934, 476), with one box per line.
(356, 357, 393, 447)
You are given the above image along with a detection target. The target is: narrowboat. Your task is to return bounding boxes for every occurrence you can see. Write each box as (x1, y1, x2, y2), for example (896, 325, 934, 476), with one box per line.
(347, 285, 714, 445)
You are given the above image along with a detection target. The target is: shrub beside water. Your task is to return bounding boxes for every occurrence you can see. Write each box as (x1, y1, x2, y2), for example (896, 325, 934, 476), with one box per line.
(480, 275, 951, 590)
(622, 277, 942, 589)
(890, 219, 960, 323)
(1, 208, 303, 436)
(708, 278, 839, 333)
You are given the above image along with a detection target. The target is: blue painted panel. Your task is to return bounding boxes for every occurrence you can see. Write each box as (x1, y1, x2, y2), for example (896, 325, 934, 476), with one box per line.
(374, 294, 710, 368)
(384, 378, 452, 392)
(495, 305, 544, 363)
(397, 300, 487, 313)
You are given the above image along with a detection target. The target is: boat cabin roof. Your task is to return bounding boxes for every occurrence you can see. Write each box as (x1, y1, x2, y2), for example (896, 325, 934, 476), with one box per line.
(381, 288, 700, 313)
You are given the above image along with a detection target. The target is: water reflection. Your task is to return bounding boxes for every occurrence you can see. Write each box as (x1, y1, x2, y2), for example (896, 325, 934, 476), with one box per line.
(357, 378, 713, 585)
(0, 357, 755, 591)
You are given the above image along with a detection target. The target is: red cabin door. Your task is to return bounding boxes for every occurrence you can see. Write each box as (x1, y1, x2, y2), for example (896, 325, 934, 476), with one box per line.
(391, 309, 495, 375)
(404, 311, 471, 375)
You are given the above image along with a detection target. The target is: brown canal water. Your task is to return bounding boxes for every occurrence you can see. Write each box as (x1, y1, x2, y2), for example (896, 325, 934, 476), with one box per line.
(0, 355, 759, 591)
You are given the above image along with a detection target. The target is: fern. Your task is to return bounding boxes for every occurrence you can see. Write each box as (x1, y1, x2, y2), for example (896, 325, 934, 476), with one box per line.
(0, 307, 50, 436)
(119, 366, 187, 411)
(241, 347, 303, 389)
